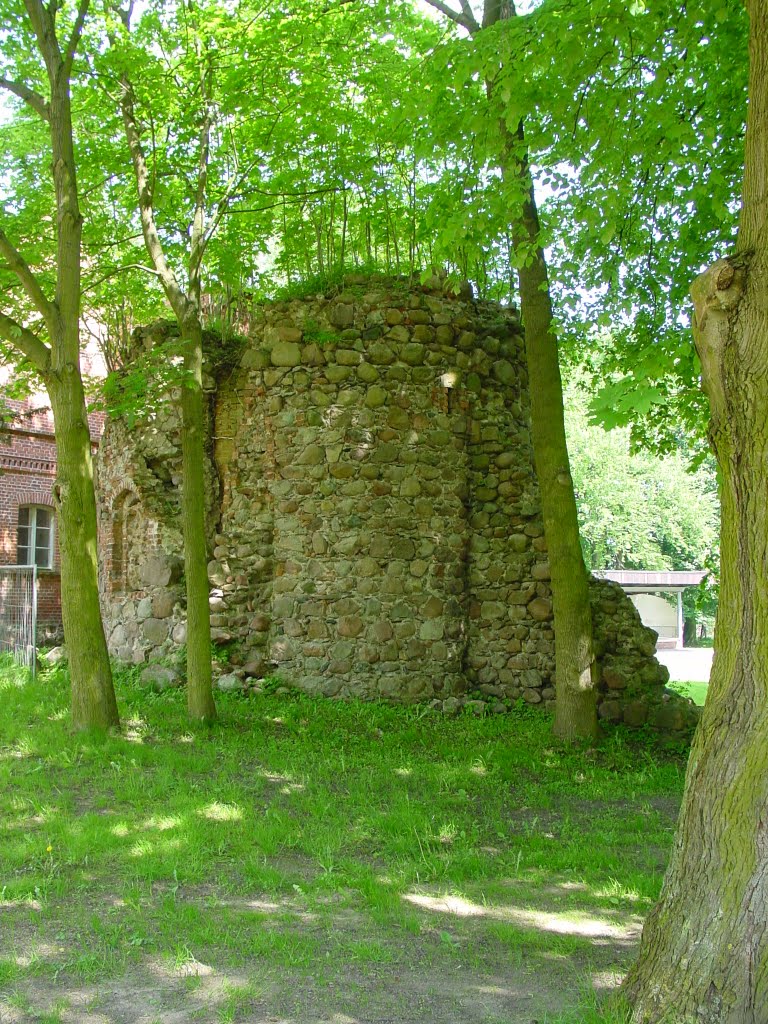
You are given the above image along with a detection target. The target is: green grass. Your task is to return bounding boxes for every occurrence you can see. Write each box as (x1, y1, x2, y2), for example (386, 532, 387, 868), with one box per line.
(667, 680, 709, 706)
(0, 656, 689, 1022)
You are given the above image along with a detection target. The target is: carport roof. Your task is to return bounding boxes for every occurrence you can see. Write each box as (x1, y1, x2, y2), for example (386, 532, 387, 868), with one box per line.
(594, 570, 707, 593)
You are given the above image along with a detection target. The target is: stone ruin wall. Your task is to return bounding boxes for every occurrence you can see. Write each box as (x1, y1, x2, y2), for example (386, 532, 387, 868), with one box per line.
(95, 276, 695, 732)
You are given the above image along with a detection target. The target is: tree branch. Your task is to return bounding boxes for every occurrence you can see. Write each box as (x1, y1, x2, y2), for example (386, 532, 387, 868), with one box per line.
(82, 263, 162, 295)
(63, 0, 91, 74)
(0, 76, 51, 121)
(119, 72, 190, 321)
(423, 0, 477, 32)
(201, 155, 262, 251)
(0, 310, 52, 371)
(0, 228, 56, 329)
(224, 199, 305, 216)
(23, 0, 61, 76)
(189, 56, 213, 304)
(458, 0, 480, 32)
(482, 0, 515, 29)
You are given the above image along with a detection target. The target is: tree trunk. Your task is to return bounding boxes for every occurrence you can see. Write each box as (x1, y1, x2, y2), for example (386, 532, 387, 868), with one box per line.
(47, 365, 119, 731)
(485, 24, 597, 740)
(512, 184, 598, 742)
(418, 0, 599, 740)
(625, 4, 768, 1016)
(120, 61, 216, 723)
(623, 262, 768, 1022)
(442, 0, 598, 741)
(9, 0, 120, 731)
(180, 319, 216, 723)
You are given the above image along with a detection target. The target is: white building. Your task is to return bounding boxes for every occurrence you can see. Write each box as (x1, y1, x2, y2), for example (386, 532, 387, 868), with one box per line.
(593, 571, 708, 650)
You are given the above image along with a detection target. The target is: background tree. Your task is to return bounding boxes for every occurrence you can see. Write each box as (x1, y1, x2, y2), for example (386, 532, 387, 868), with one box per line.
(535, 0, 747, 457)
(420, 0, 598, 741)
(108, 0, 235, 723)
(565, 382, 719, 576)
(0, 0, 119, 730)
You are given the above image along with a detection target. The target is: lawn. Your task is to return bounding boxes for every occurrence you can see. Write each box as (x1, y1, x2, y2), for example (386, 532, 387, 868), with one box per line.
(666, 680, 708, 707)
(0, 660, 688, 1024)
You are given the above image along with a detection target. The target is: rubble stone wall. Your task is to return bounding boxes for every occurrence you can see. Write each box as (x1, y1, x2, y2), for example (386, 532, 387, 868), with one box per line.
(95, 276, 692, 731)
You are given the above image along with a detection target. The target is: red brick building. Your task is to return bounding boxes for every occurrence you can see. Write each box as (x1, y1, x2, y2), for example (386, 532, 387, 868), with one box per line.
(0, 392, 103, 636)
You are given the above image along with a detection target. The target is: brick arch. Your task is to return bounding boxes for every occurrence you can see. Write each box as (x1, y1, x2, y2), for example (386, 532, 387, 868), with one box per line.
(14, 489, 55, 511)
(107, 475, 137, 501)
(110, 488, 141, 593)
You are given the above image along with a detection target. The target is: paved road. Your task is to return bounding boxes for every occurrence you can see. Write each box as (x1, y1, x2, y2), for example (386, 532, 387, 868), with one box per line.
(655, 647, 714, 682)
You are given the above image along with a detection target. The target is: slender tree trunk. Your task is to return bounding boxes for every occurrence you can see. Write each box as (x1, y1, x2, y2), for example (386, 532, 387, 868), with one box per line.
(47, 367, 119, 730)
(625, 3, 768, 1017)
(391, 207, 401, 272)
(180, 319, 216, 722)
(315, 218, 324, 274)
(0, 0, 120, 730)
(512, 175, 598, 741)
(339, 184, 348, 271)
(120, 57, 216, 723)
(327, 190, 336, 269)
(422, 0, 597, 740)
(51, 64, 118, 730)
(409, 151, 417, 276)
(486, 2, 597, 741)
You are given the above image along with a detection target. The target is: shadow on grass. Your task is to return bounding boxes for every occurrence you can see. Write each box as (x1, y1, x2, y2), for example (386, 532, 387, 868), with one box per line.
(0, 662, 682, 1023)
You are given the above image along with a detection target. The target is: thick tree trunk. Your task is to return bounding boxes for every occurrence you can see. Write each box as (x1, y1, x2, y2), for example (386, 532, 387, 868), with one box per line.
(180, 320, 216, 723)
(625, 6, 768, 1016)
(49, 73, 119, 731)
(47, 364, 119, 731)
(624, 256, 768, 1023)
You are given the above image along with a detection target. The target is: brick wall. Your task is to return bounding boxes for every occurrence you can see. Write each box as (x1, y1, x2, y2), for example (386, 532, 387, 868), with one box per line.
(1, 396, 104, 634)
(0, 399, 61, 629)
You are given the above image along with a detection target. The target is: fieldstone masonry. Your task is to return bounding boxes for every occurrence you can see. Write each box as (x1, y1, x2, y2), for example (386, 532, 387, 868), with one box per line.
(96, 275, 696, 731)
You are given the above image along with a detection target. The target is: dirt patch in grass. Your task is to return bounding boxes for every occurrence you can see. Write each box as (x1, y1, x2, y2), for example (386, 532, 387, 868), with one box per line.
(1, 674, 687, 1023)
(0, 881, 641, 1024)
(0, 963, 606, 1024)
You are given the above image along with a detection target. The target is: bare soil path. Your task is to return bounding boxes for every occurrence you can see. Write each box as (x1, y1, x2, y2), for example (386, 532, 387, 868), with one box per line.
(1, 880, 643, 1024)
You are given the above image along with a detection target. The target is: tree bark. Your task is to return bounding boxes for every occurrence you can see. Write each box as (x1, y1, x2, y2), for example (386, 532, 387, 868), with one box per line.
(0, 0, 119, 730)
(47, 366, 119, 730)
(47, 19, 119, 731)
(624, 260, 768, 1024)
(511, 178, 598, 742)
(424, 0, 598, 740)
(625, 2, 768, 1017)
(180, 318, 216, 722)
(485, 0, 598, 741)
(119, 44, 216, 723)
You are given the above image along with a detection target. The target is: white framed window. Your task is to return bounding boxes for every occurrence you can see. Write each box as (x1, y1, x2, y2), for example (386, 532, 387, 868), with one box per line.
(17, 506, 55, 569)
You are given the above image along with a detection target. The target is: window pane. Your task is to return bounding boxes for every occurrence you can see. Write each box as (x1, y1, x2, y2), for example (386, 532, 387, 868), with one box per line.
(17, 518, 30, 564)
(17, 507, 55, 568)
(34, 508, 53, 568)
(35, 535, 51, 567)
